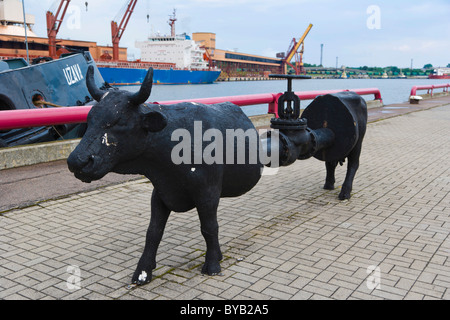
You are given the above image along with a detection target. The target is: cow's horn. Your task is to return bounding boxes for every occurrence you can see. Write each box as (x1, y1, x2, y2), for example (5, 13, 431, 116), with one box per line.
(130, 68, 154, 105)
(86, 66, 107, 102)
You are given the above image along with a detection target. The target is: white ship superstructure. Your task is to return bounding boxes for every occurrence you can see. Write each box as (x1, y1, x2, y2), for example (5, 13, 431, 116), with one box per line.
(136, 33, 209, 70)
(433, 68, 450, 76)
(135, 10, 210, 70)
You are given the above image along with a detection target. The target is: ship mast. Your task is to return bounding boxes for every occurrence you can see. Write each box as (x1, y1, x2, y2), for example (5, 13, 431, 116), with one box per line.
(168, 9, 176, 37)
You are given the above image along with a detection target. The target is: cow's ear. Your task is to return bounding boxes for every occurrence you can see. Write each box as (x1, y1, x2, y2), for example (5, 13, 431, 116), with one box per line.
(140, 108, 167, 132)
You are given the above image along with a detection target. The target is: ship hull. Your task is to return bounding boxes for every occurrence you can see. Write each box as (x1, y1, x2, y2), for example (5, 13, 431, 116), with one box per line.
(428, 75, 450, 79)
(98, 67, 221, 85)
(0, 52, 104, 147)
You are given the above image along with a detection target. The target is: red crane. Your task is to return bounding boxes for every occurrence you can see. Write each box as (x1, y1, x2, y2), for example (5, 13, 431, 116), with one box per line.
(46, 0, 71, 59)
(111, 0, 138, 61)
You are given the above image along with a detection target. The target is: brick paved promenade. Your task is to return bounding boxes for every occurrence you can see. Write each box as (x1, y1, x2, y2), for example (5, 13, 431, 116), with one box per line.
(1, 102, 449, 300)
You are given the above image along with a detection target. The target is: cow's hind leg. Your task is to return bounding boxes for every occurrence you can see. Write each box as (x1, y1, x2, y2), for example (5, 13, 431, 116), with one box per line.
(132, 190, 171, 285)
(339, 140, 363, 200)
(324, 161, 338, 190)
(197, 197, 223, 276)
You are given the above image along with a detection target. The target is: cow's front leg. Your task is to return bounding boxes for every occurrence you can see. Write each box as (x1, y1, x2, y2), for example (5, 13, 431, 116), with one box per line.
(132, 190, 171, 285)
(197, 198, 222, 275)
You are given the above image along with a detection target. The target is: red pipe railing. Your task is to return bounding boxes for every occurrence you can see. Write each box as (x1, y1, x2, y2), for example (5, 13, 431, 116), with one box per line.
(153, 87, 382, 117)
(0, 88, 382, 130)
(410, 83, 450, 97)
(0, 106, 92, 131)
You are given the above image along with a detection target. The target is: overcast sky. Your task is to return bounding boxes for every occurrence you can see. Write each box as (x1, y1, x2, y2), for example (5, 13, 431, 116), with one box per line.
(24, 0, 450, 69)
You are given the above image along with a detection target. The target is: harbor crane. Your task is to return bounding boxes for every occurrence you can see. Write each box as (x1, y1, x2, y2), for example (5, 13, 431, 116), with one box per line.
(46, 0, 71, 59)
(282, 23, 313, 75)
(111, 0, 138, 61)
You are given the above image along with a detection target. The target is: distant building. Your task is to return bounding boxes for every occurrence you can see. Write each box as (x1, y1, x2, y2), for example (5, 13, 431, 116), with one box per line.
(192, 32, 283, 76)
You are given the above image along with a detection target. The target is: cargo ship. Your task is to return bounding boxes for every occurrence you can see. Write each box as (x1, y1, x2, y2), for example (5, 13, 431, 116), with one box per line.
(98, 10, 221, 85)
(428, 68, 450, 79)
(97, 31, 221, 85)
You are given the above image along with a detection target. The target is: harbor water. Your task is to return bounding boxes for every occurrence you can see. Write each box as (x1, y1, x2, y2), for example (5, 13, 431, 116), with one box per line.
(120, 78, 450, 116)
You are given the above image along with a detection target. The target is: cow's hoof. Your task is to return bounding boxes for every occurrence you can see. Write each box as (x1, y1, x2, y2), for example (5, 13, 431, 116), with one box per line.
(338, 189, 351, 200)
(323, 182, 335, 190)
(131, 269, 152, 286)
(201, 262, 222, 276)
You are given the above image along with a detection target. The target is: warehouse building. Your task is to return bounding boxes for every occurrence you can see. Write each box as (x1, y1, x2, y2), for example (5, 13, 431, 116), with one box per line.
(193, 32, 283, 77)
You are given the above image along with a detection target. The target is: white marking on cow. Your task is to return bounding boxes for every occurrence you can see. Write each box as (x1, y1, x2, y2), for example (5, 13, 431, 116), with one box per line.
(191, 168, 196, 172)
(102, 133, 117, 147)
(138, 271, 147, 282)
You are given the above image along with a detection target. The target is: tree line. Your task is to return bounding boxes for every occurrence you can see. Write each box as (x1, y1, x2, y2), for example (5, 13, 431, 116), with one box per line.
(303, 63, 450, 76)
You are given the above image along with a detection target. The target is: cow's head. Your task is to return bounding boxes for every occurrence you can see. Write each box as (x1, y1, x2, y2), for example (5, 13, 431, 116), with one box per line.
(67, 66, 167, 183)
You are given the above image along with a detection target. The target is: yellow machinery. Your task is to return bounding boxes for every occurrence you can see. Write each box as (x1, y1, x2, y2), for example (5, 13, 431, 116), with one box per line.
(283, 23, 313, 75)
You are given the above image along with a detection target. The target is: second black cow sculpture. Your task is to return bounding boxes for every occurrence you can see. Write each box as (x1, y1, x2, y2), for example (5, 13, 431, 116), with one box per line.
(68, 66, 367, 286)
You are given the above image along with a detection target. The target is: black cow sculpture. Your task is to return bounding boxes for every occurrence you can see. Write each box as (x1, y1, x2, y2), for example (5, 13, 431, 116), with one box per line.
(68, 67, 367, 286)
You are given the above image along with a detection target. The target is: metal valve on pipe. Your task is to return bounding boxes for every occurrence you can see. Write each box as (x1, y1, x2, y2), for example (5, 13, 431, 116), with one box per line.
(261, 74, 368, 200)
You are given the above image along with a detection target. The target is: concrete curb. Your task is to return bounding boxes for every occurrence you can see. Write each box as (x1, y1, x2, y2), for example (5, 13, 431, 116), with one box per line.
(0, 139, 80, 170)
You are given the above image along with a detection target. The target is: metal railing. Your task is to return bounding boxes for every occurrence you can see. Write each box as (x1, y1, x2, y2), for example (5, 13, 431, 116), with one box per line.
(0, 88, 382, 130)
(410, 83, 450, 97)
